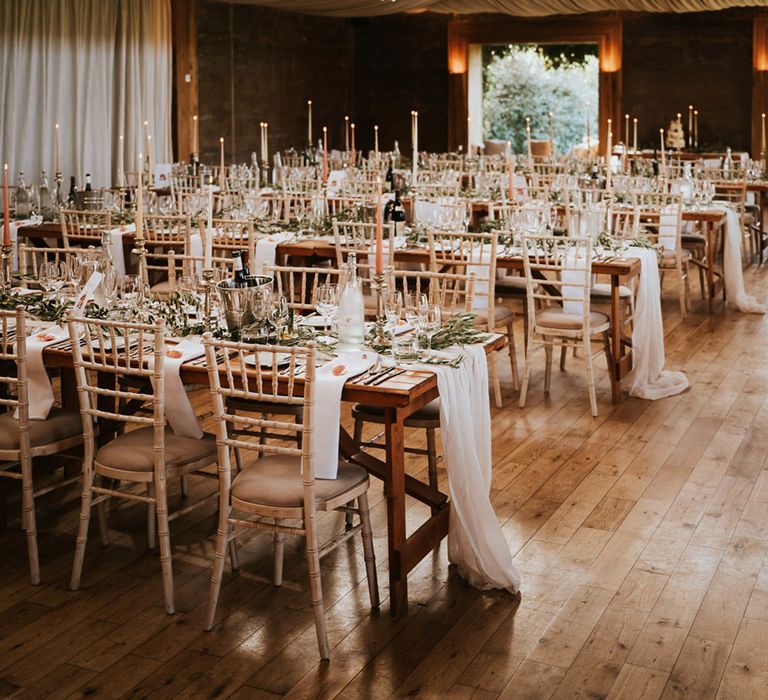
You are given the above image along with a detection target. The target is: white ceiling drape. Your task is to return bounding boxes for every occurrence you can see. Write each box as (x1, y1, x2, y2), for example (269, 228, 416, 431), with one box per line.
(0, 0, 172, 188)
(221, 0, 765, 16)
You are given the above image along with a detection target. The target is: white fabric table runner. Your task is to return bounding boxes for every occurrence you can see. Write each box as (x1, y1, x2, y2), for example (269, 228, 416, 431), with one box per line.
(108, 223, 135, 276)
(22, 324, 69, 420)
(254, 231, 293, 274)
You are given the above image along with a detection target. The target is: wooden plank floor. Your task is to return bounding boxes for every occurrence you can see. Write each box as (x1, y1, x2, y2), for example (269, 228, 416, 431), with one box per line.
(2, 268, 768, 699)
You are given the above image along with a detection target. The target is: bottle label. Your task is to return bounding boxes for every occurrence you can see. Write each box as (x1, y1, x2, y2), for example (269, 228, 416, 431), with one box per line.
(233, 257, 243, 272)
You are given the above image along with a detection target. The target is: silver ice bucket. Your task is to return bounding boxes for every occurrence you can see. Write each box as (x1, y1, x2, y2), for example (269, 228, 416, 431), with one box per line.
(216, 275, 273, 333)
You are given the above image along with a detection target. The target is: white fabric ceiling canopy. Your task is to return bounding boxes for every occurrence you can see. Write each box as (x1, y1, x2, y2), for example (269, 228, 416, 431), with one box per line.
(220, 0, 766, 17)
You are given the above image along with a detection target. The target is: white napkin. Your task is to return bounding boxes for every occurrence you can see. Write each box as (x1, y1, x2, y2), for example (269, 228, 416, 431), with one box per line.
(467, 243, 493, 312)
(413, 344, 520, 593)
(326, 170, 347, 197)
(311, 350, 376, 479)
(254, 231, 293, 274)
(23, 324, 69, 420)
(658, 207, 678, 252)
(561, 248, 589, 315)
(187, 231, 204, 275)
(151, 340, 205, 439)
(109, 223, 135, 276)
(511, 174, 529, 201)
(8, 219, 34, 271)
(714, 204, 767, 314)
(628, 246, 689, 400)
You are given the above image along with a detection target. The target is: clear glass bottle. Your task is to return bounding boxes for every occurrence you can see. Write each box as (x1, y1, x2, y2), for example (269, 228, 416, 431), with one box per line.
(13, 171, 30, 218)
(337, 252, 365, 350)
(680, 162, 694, 205)
(723, 147, 734, 178)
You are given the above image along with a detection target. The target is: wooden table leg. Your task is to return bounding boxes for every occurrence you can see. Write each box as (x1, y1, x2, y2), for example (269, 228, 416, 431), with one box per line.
(704, 220, 716, 314)
(610, 274, 622, 404)
(384, 406, 408, 619)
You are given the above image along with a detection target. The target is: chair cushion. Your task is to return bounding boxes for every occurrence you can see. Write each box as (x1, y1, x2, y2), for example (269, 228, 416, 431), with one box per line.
(662, 248, 692, 261)
(495, 275, 528, 293)
(590, 283, 632, 298)
(537, 309, 609, 331)
(150, 279, 173, 294)
(353, 398, 441, 423)
(681, 233, 706, 244)
(473, 306, 514, 327)
(232, 455, 368, 508)
(0, 408, 82, 450)
(95, 427, 216, 472)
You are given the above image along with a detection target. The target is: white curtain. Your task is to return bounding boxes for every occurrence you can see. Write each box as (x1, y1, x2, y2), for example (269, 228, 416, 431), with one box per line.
(226, 0, 766, 16)
(0, 0, 172, 188)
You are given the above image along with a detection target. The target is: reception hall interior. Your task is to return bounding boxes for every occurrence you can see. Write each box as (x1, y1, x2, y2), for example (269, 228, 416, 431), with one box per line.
(2, 0, 768, 697)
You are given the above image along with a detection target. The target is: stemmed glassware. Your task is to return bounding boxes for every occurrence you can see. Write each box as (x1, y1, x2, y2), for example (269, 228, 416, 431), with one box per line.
(271, 294, 291, 340)
(39, 260, 67, 299)
(383, 289, 402, 334)
(404, 292, 428, 333)
(422, 304, 442, 354)
(313, 283, 339, 330)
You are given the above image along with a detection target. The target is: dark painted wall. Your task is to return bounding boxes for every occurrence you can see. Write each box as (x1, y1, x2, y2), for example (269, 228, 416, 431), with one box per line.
(195, 3, 756, 160)
(622, 9, 754, 151)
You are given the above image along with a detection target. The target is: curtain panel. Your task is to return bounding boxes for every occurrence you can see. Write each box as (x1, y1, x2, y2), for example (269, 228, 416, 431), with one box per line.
(229, 0, 766, 16)
(0, 0, 172, 188)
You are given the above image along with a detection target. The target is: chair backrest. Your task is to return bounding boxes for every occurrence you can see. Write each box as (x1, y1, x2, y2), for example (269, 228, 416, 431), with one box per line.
(386, 267, 474, 317)
(264, 264, 344, 313)
(17, 245, 77, 282)
(198, 218, 255, 260)
(427, 230, 498, 326)
(67, 314, 166, 458)
(520, 232, 594, 332)
(0, 308, 28, 446)
(60, 209, 112, 248)
(332, 219, 396, 274)
(142, 214, 192, 285)
(166, 251, 234, 291)
(202, 335, 316, 504)
(631, 191, 683, 253)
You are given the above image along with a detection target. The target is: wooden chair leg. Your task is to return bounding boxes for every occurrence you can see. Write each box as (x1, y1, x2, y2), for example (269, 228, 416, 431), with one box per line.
(519, 336, 532, 409)
(20, 453, 40, 585)
(505, 320, 519, 391)
(559, 343, 567, 371)
(146, 483, 156, 550)
(544, 339, 553, 394)
(228, 536, 240, 571)
(584, 338, 598, 417)
(489, 353, 503, 408)
(358, 492, 379, 609)
(95, 476, 109, 547)
(305, 516, 329, 659)
(233, 447, 244, 474)
(353, 417, 363, 446)
(154, 475, 175, 615)
(204, 509, 231, 631)
(180, 475, 189, 498)
(70, 468, 95, 591)
(603, 331, 612, 372)
(273, 522, 285, 586)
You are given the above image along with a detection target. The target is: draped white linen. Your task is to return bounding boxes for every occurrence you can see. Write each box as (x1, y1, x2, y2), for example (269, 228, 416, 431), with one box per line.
(225, 0, 765, 17)
(0, 0, 172, 187)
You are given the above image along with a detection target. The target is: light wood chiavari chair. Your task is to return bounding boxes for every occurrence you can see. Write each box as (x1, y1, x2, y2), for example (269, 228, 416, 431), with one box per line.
(201, 336, 379, 659)
(59, 208, 111, 248)
(141, 214, 192, 291)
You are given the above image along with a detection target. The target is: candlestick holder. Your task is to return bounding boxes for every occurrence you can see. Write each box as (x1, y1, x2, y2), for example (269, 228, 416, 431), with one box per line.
(1, 244, 13, 290)
(131, 238, 148, 287)
(54, 172, 63, 207)
(371, 271, 389, 347)
(201, 268, 216, 333)
(261, 160, 269, 187)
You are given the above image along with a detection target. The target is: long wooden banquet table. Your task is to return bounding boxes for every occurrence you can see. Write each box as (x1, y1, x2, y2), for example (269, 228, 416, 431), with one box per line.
(37, 282, 504, 619)
(19, 222, 642, 404)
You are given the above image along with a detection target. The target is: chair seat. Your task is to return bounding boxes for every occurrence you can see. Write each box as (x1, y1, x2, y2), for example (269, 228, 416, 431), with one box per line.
(353, 398, 441, 425)
(661, 248, 692, 262)
(590, 283, 632, 299)
(536, 309, 609, 331)
(495, 275, 527, 294)
(473, 306, 514, 327)
(150, 279, 173, 294)
(0, 408, 82, 450)
(681, 233, 706, 245)
(232, 455, 368, 508)
(226, 396, 303, 417)
(95, 427, 216, 472)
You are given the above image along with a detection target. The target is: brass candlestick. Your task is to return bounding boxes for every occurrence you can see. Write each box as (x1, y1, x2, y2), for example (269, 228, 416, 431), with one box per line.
(372, 271, 389, 347)
(131, 238, 147, 284)
(201, 268, 216, 332)
(1, 244, 13, 290)
(54, 171, 63, 207)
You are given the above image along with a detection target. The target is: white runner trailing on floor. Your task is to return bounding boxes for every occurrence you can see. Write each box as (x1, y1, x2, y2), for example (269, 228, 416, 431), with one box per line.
(423, 344, 521, 593)
(715, 204, 766, 314)
(628, 247, 689, 400)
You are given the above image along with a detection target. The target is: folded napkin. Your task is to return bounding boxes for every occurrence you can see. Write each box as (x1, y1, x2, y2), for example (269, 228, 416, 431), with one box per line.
(8, 219, 34, 271)
(109, 223, 135, 276)
(311, 350, 376, 479)
(254, 231, 293, 274)
(151, 340, 205, 439)
(22, 324, 69, 420)
(326, 170, 347, 197)
(561, 248, 589, 316)
(658, 207, 678, 252)
(186, 231, 204, 275)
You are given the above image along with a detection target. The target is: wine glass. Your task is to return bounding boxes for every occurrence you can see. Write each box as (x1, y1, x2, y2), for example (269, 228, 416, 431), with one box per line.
(404, 292, 428, 332)
(101, 267, 119, 309)
(39, 260, 66, 298)
(313, 283, 339, 329)
(383, 289, 403, 333)
(422, 304, 442, 353)
(119, 274, 141, 308)
(271, 294, 291, 340)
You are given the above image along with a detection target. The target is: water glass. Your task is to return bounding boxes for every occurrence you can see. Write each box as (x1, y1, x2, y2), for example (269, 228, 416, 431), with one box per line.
(392, 334, 418, 363)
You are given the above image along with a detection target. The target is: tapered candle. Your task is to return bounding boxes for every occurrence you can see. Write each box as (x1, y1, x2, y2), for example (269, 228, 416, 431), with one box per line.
(606, 121, 612, 190)
(262, 122, 269, 166)
(375, 177, 383, 275)
(526, 117, 532, 164)
(3, 164, 10, 246)
(660, 129, 667, 173)
(307, 100, 312, 145)
(350, 123, 356, 164)
(688, 105, 693, 148)
(192, 114, 199, 156)
(322, 127, 328, 181)
(144, 120, 149, 150)
(344, 116, 350, 153)
(374, 125, 379, 160)
(219, 137, 225, 188)
(147, 134, 153, 186)
(761, 113, 766, 154)
(624, 114, 629, 148)
(548, 112, 554, 154)
(694, 110, 699, 148)
(467, 116, 472, 155)
(411, 110, 418, 185)
(586, 102, 591, 153)
(204, 188, 213, 268)
(633, 118, 638, 153)
(54, 123, 61, 174)
(118, 134, 125, 187)
(136, 154, 144, 242)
